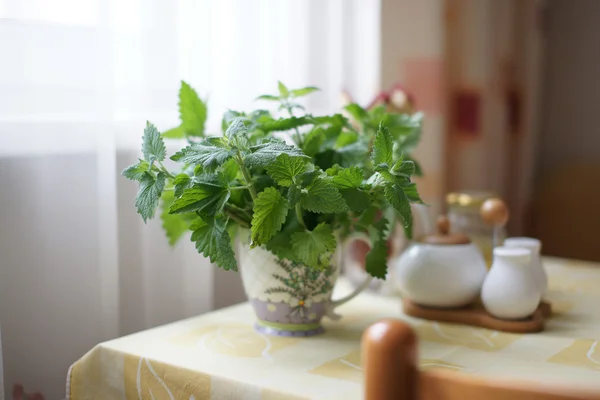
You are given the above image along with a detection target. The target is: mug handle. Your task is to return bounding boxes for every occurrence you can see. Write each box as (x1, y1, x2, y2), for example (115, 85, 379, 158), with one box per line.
(326, 232, 374, 320)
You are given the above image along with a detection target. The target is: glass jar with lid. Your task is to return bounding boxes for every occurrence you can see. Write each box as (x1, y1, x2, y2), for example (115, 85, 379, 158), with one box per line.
(446, 191, 505, 267)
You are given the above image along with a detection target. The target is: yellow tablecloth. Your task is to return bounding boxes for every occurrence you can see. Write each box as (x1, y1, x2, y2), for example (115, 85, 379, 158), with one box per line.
(68, 257, 600, 400)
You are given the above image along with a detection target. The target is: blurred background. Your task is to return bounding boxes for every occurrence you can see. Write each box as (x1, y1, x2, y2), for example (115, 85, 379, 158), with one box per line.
(0, 0, 598, 398)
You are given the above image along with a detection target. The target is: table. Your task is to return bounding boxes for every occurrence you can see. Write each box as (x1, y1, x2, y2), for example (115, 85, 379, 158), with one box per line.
(67, 257, 600, 400)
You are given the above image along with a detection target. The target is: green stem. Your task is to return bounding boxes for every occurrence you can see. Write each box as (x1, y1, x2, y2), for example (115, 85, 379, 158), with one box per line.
(235, 151, 258, 200)
(293, 127, 303, 147)
(286, 105, 303, 147)
(157, 161, 176, 179)
(295, 204, 307, 229)
(229, 185, 252, 191)
(224, 207, 250, 228)
(226, 203, 252, 220)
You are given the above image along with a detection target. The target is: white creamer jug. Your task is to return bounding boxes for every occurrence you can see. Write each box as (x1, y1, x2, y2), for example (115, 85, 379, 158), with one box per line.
(482, 246, 541, 320)
(504, 237, 547, 295)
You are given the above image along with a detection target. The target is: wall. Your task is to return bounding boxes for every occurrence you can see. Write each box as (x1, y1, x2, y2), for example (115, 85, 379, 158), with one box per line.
(538, 0, 600, 173)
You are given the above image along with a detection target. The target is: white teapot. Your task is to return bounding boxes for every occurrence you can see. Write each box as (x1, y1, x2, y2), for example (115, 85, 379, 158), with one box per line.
(393, 215, 487, 308)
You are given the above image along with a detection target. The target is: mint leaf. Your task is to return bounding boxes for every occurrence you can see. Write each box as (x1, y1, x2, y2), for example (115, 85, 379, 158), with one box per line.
(302, 128, 325, 157)
(335, 131, 358, 148)
(358, 206, 378, 227)
(385, 183, 413, 238)
(397, 135, 422, 156)
(392, 160, 415, 178)
(372, 123, 393, 166)
(162, 126, 185, 139)
(169, 174, 230, 216)
(368, 105, 387, 127)
(179, 80, 207, 137)
(256, 94, 279, 101)
(365, 217, 389, 278)
(135, 172, 166, 223)
(122, 160, 150, 181)
(278, 81, 289, 98)
(226, 219, 239, 242)
(401, 181, 424, 204)
(340, 188, 370, 212)
(225, 117, 248, 140)
(366, 236, 389, 279)
(171, 143, 233, 172)
(173, 173, 192, 197)
(266, 216, 303, 262)
(407, 156, 423, 177)
(366, 171, 386, 187)
(189, 218, 207, 231)
(300, 177, 348, 213)
(259, 116, 312, 133)
(161, 190, 191, 246)
(265, 154, 307, 187)
(221, 110, 244, 132)
(287, 185, 302, 207)
(318, 124, 343, 149)
(387, 112, 423, 150)
(143, 122, 167, 164)
(291, 223, 337, 269)
(251, 187, 289, 247)
(310, 114, 351, 129)
(298, 170, 320, 187)
(325, 164, 342, 176)
(248, 109, 272, 124)
(344, 103, 369, 122)
(191, 217, 237, 271)
(291, 86, 319, 97)
(374, 164, 395, 183)
(204, 136, 228, 147)
(332, 141, 369, 169)
(220, 158, 240, 182)
(244, 140, 310, 168)
(331, 166, 363, 189)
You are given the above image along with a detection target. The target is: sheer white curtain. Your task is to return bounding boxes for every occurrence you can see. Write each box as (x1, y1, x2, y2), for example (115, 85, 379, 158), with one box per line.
(0, 0, 380, 397)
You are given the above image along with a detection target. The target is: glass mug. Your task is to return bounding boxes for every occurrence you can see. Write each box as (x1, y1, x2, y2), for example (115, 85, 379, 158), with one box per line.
(446, 191, 506, 268)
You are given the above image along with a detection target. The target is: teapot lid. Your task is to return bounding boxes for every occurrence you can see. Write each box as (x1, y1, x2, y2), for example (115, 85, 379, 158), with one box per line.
(418, 215, 471, 245)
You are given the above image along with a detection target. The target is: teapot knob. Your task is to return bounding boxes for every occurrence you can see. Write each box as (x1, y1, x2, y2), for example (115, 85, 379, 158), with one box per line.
(437, 215, 450, 235)
(420, 215, 470, 245)
(481, 198, 509, 249)
(480, 198, 509, 227)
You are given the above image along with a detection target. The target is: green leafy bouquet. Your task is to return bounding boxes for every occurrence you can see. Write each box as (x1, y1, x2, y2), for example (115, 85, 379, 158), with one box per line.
(123, 81, 424, 279)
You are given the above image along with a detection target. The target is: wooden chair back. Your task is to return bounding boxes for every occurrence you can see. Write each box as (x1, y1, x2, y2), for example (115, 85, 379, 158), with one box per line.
(362, 319, 600, 400)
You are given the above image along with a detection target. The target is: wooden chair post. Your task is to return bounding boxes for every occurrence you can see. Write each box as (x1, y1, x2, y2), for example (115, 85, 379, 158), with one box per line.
(363, 319, 600, 400)
(362, 319, 418, 400)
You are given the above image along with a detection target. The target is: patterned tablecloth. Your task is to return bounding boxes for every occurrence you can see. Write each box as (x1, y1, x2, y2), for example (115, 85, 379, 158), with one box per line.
(68, 257, 600, 400)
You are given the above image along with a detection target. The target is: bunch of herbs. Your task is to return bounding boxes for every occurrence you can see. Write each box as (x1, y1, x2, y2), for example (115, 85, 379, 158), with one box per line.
(123, 81, 424, 279)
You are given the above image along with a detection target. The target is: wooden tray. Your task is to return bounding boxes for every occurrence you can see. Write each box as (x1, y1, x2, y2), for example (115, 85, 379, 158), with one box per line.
(402, 298, 552, 334)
